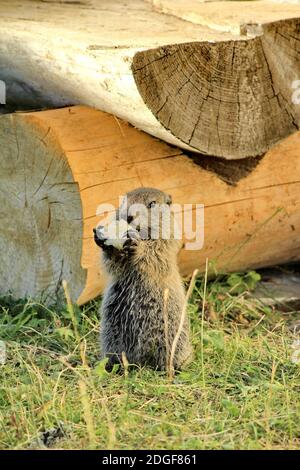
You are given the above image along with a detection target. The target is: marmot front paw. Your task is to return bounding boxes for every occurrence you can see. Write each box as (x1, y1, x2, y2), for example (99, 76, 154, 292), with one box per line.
(123, 229, 140, 255)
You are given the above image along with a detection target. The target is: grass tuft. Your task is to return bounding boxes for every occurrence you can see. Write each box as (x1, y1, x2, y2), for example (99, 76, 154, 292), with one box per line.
(0, 271, 299, 449)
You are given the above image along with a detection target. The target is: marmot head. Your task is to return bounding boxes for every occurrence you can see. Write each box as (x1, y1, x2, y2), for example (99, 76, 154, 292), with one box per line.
(117, 187, 174, 240)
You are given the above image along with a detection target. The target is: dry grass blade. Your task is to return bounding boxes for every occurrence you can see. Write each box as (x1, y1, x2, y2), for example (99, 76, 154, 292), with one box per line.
(168, 269, 199, 381)
(78, 379, 97, 449)
(163, 288, 170, 371)
(62, 279, 80, 343)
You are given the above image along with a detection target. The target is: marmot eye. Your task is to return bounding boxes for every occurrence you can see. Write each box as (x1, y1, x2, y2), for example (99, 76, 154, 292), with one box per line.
(148, 201, 156, 208)
(166, 194, 172, 205)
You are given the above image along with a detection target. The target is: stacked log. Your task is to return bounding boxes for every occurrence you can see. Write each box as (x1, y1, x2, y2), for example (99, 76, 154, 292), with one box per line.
(0, 0, 299, 159)
(0, 106, 299, 305)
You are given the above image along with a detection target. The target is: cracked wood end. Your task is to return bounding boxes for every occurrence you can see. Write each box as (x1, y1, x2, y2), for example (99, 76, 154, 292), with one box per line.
(133, 17, 300, 159)
(0, 106, 299, 305)
(0, 112, 86, 304)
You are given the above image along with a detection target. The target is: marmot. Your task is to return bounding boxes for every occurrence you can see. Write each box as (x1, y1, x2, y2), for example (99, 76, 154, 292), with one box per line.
(93, 187, 192, 372)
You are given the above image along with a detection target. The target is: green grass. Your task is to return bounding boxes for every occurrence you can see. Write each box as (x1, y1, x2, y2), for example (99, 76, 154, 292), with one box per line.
(0, 272, 299, 450)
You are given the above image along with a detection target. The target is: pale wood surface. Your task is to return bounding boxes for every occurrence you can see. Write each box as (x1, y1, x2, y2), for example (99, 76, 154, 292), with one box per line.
(0, 0, 299, 159)
(0, 106, 299, 304)
(152, 0, 300, 34)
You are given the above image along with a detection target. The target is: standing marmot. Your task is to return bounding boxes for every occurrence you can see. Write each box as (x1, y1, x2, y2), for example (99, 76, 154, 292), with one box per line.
(93, 187, 192, 371)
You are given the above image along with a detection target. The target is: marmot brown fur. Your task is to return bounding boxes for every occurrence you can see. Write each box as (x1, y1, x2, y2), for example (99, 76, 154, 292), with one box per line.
(93, 187, 192, 371)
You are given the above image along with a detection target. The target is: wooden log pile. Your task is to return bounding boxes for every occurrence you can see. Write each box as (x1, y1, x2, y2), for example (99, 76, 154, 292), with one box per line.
(0, 0, 299, 304)
(0, 0, 299, 158)
(0, 106, 299, 304)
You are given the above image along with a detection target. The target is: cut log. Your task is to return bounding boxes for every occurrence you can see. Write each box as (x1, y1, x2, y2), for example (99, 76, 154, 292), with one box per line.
(0, 0, 299, 159)
(0, 105, 299, 305)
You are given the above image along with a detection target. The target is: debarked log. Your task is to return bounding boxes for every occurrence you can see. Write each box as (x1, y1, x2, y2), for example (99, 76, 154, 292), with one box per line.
(0, 0, 299, 159)
(0, 105, 299, 305)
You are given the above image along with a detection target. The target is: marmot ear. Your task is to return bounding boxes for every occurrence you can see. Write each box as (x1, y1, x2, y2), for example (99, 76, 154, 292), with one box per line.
(166, 194, 172, 205)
